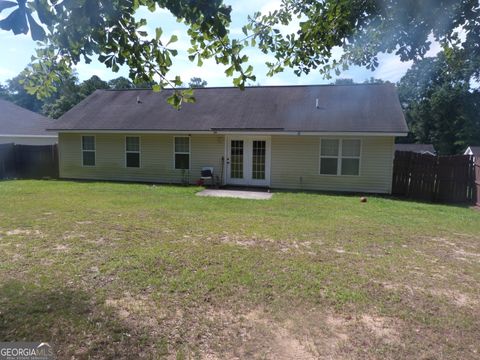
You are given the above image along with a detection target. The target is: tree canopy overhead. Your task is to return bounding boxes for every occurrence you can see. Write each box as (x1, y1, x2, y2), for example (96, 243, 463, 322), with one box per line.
(1, 1, 479, 107)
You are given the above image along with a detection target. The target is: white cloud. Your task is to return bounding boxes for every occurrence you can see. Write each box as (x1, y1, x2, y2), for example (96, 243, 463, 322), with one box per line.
(372, 54, 412, 82)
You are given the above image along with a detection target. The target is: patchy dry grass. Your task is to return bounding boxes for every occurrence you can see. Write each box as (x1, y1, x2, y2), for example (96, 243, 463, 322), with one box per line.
(0, 180, 479, 359)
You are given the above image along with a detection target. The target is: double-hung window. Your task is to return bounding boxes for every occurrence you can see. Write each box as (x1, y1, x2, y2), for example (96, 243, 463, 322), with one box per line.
(320, 139, 361, 176)
(82, 136, 95, 166)
(174, 137, 190, 170)
(125, 136, 140, 168)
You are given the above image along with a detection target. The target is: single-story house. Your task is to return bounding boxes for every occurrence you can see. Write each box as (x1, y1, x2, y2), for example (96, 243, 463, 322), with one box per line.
(49, 84, 408, 193)
(395, 143, 436, 156)
(464, 146, 480, 157)
(0, 99, 57, 145)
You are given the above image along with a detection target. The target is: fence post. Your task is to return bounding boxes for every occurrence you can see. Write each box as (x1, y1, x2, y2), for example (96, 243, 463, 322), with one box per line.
(475, 157, 480, 207)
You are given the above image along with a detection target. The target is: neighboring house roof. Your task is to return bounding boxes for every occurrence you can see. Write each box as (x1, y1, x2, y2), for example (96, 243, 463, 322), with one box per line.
(464, 146, 480, 156)
(395, 144, 436, 155)
(50, 84, 408, 134)
(0, 99, 56, 137)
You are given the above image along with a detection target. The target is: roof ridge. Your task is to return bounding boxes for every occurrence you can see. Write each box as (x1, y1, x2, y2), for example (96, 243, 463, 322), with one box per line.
(102, 83, 395, 92)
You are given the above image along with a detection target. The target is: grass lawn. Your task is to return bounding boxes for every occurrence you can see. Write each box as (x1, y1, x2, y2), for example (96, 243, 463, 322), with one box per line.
(0, 180, 479, 359)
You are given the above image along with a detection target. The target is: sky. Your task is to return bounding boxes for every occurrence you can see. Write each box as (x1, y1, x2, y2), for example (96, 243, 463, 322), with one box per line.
(0, 0, 441, 86)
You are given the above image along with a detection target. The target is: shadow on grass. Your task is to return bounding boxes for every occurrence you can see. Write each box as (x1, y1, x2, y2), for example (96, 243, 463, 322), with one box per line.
(0, 280, 156, 358)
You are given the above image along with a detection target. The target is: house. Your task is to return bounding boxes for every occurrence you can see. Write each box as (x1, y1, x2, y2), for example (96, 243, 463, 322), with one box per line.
(49, 84, 408, 193)
(0, 99, 57, 145)
(464, 146, 480, 157)
(395, 143, 436, 156)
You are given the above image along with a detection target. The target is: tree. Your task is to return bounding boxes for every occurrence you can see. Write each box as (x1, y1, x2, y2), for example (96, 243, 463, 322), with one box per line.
(78, 76, 109, 97)
(188, 77, 207, 88)
(0, 84, 9, 99)
(397, 51, 480, 155)
(332, 78, 354, 85)
(1, 1, 479, 107)
(250, 1, 480, 80)
(41, 75, 111, 119)
(108, 77, 134, 89)
(40, 73, 82, 119)
(0, 73, 44, 112)
(364, 77, 389, 84)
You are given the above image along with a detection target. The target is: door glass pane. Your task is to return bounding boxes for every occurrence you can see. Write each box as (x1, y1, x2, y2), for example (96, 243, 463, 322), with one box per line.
(252, 140, 266, 180)
(230, 140, 243, 179)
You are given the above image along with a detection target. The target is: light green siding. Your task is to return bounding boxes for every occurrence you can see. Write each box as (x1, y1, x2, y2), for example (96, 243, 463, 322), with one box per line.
(59, 133, 224, 184)
(270, 136, 395, 193)
(59, 133, 395, 193)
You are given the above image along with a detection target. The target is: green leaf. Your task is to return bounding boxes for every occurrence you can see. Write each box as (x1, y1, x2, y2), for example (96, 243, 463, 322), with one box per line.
(168, 34, 178, 45)
(26, 11, 46, 41)
(0, 1, 17, 12)
(155, 27, 162, 41)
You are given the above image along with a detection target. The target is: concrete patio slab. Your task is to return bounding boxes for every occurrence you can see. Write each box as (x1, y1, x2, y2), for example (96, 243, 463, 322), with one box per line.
(196, 189, 273, 200)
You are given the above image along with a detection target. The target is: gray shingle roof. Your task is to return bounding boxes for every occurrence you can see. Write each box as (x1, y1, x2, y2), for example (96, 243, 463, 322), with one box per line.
(395, 144, 436, 154)
(0, 99, 55, 136)
(51, 84, 408, 134)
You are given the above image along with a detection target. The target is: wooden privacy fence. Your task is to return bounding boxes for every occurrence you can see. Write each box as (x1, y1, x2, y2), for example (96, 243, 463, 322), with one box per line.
(392, 151, 477, 204)
(0, 143, 58, 179)
(476, 158, 480, 207)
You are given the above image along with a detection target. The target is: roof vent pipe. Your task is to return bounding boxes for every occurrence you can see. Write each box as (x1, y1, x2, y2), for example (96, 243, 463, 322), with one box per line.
(315, 98, 319, 109)
(137, 96, 142, 104)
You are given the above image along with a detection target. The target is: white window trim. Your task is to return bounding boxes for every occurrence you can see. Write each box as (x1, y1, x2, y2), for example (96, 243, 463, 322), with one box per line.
(319, 138, 362, 176)
(125, 136, 141, 168)
(173, 136, 191, 170)
(81, 135, 96, 167)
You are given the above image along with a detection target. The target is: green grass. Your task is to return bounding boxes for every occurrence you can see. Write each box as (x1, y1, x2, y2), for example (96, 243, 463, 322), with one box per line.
(0, 180, 479, 359)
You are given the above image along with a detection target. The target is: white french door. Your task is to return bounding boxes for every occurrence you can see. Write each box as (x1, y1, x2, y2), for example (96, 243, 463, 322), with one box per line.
(226, 136, 271, 187)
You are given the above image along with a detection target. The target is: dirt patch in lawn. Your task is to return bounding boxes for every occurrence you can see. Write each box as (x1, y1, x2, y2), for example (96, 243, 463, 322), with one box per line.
(105, 292, 163, 330)
(379, 281, 479, 308)
(62, 231, 86, 240)
(218, 234, 316, 255)
(426, 236, 480, 263)
(53, 244, 70, 252)
(5, 229, 43, 237)
(103, 300, 407, 360)
(360, 314, 400, 344)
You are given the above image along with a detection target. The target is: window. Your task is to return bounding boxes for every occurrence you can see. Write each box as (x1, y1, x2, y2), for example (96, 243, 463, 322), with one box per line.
(125, 136, 140, 168)
(82, 136, 95, 166)
(320, 139, 361, 176)
(320, 139, 339, 175)
(174, 137, 190, 170)
(341, 139, 361, 175)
